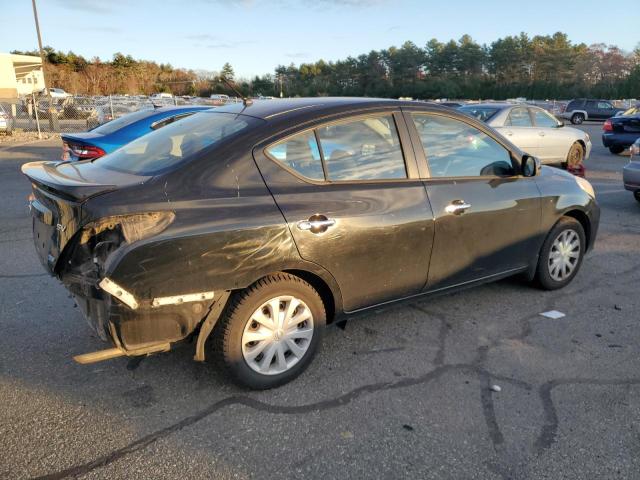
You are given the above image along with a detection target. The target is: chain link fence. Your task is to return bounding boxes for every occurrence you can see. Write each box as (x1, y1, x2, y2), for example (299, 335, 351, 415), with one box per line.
(1, 95, 637, 138)
(0, 94, 240, 136)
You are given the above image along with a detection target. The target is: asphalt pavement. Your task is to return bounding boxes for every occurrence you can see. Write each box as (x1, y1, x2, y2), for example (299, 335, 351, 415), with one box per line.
(0, 123, 639, 480)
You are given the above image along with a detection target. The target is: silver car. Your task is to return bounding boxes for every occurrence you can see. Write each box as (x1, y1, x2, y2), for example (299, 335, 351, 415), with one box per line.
(0, 103, 13, 135)
(623, 138, 640, 203)
(459, 103, 592, 167)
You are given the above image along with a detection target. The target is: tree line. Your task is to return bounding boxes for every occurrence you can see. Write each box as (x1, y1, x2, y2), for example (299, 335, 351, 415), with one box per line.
(12, 32, 640, 99)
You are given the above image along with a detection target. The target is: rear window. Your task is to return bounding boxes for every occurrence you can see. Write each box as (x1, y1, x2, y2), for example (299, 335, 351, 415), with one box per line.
(92, 108, 156, 135)
(95, 112, 256, 175)
(458, 106, 500, 122)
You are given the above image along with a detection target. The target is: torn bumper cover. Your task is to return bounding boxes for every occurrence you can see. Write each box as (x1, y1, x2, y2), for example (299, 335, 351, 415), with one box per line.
(73, 277, 218, 357)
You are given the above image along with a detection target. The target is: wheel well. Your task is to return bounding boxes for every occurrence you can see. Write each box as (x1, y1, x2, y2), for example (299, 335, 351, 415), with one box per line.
(563, 210, 591, 249)
(576, 139, 586, 151)
(283, 269, 336, 324)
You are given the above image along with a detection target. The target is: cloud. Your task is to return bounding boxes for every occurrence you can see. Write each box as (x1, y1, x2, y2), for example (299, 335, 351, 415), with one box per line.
(285, 52, 309, 59)
(205, 40, 257, 49)
(54, 0, 125, 13)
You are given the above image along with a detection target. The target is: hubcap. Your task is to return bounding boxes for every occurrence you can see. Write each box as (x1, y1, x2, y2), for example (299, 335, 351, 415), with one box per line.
(242, 296, 314, 375)
(548, 230, 581, 281)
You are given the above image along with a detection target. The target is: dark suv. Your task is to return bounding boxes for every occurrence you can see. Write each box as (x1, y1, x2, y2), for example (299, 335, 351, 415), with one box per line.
(560, 99, 624, 125)
(22, 98, 600, 389)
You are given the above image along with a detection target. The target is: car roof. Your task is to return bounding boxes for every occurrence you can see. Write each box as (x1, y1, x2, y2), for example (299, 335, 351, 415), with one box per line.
(460, 103, 516, 110)
(212, 97, 446, 120)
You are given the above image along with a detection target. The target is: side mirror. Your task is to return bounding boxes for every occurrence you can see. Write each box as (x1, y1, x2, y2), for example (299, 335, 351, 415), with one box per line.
(522, 155, 540, 177)
(556, 120, 564, 128)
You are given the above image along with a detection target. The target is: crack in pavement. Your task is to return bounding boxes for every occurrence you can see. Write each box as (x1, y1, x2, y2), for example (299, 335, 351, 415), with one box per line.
(29, 258, 640, 479)
(32, 363, 530, 480)
(534, 377, 640, 454)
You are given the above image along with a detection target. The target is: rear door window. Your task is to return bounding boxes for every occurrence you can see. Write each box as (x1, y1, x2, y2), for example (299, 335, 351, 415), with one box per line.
(265, 131, 324, 181)
(411, 113, 514, 178)
(316, 115, 407, 181)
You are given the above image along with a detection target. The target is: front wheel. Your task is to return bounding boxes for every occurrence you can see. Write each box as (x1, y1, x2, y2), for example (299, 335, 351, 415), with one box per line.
(213, 273, 325, 389)
(571, 113, 584, 125)
(566, 142, 584, 168)
(534, 217, 586, 290)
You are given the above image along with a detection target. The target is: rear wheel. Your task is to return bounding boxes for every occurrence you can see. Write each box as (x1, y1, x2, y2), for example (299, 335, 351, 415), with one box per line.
(634, 191, 640, 203)
(571, 113, 585, 125)
(213, 273, 325, 389)
(609, 146, 624, 154)
(566, 142, 584, 168)
(535, 217, 586, 290)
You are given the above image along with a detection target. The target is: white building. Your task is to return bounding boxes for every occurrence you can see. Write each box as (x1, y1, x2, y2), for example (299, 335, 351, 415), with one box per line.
(0, 53, 45, 98)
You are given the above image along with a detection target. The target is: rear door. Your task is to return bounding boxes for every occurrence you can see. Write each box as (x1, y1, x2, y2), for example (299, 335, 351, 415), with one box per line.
(253, 111, 435, 311)
(405, 110, 542, 290)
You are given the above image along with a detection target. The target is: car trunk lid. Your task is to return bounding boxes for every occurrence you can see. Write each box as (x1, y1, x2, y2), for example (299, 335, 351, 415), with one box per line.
(22, 160, 149, 273)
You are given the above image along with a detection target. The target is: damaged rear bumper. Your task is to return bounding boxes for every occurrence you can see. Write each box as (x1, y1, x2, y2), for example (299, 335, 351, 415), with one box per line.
(72, 277, 223, 360)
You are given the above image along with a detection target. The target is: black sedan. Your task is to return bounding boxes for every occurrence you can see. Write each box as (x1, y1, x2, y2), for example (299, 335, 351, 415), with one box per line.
(22, 98, 600, 389)
(602, 107, 640, 154)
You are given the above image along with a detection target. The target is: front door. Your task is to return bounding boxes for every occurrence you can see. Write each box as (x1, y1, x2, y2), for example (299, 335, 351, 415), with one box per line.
(405, 111, 542, 290)
(253, 112, 435, 311)
(497, 107, 539, 157)
(530, 107, 568, 163)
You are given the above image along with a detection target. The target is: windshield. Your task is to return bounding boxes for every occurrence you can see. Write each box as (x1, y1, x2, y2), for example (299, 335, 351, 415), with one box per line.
(92, 108, 156, 135)
(95, 112, 256, 175)
(458, 106, 501, 122)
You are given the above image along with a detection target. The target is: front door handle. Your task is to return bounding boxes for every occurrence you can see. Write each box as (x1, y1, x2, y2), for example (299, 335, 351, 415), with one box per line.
(538, 131, 546, 137)
(445, 200, 471, 215)
(297, 215, 336, 233)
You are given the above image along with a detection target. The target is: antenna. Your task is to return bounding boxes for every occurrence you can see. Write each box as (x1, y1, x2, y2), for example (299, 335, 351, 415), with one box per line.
(219, 76, 252, 107)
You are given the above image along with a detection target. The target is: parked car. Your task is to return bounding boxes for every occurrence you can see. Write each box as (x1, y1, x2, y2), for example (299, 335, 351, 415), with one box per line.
(45, 88, 71, 99)
(0, 103, 13, 135)
(623, 138, 640, 203)
(63, 97, 97, 120)
(22, 98, 599, 389)
(559, 99, 625, 125)
(150, 93, 173, 99)
(458, 103, 591, 167)
(602, 110, 640, 154)
(61, 106, 212, 161)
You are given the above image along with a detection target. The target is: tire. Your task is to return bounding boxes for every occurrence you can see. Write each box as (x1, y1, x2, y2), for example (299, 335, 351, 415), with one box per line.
(213, 273, 325, 389)
(571, 113, 584, 125)
(534, 217, 586, 290)
(609, 146, 624, 155)
(634, 191, 640, 203)
(566, 142, 584, 168)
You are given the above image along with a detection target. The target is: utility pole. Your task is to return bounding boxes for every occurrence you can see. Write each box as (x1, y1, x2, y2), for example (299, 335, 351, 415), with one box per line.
(31, 0, 58, 132)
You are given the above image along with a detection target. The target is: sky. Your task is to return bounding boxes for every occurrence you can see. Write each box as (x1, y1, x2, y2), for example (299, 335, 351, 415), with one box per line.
(1, 0, 638, 79)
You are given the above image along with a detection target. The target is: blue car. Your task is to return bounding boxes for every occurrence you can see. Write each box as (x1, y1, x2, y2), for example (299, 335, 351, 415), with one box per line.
(61, 106, 213, 161)
(602, 105, 640, 154)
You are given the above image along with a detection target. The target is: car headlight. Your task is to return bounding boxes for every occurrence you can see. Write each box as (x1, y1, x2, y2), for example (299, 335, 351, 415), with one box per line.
(575, 176, 595, 199)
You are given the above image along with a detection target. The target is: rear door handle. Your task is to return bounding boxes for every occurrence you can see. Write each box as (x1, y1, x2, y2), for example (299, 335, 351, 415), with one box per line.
(538, 131, 546, 137)
(297, 215, 336, 233)
(445, 200, 471, 215)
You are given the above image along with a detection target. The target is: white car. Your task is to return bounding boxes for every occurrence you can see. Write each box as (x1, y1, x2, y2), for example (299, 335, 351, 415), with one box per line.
(459, 103, 591, 166)
(46, 88, 70, 99)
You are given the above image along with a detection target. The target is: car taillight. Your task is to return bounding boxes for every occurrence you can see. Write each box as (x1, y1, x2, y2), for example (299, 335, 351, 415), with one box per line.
(70, 144, 106, 159)
(603, 119, 613, 132)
